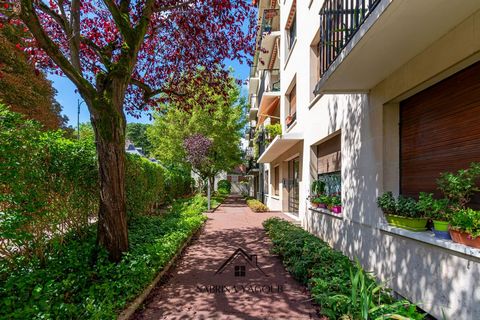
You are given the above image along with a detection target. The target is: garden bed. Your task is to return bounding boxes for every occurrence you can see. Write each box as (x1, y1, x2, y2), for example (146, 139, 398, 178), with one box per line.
(263, 218, 425, 319)
(0, 195, 209, 319)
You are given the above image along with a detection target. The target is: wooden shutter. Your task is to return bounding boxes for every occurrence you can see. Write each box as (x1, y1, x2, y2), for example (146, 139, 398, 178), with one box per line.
(317, 134, 341, 174)
(400, 61, 480, 205)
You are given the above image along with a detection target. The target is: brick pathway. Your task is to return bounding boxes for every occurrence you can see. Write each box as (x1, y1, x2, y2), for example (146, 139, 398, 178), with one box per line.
(133, 195, 318, 320)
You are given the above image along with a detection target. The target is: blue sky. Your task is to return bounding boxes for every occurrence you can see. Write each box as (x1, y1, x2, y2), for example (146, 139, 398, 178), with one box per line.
(51, 60, 250, 128)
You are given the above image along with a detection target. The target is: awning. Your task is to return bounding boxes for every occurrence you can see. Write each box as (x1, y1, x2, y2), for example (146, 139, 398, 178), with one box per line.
(257, 131, 303, 163)
(257, 95, 279, 127)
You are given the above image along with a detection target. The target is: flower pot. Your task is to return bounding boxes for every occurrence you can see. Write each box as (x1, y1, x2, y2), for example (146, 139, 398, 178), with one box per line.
(449, 229, 480, 249)
(317, 203, 327, 209)
(311, 202, 319, 208)
(385, 215, 428, 232)
(331, 205, 342, 214)
(433, 220, 451, 240)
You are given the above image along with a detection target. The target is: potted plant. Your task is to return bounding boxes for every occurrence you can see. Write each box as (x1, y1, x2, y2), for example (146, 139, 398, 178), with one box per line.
(417, 192, 451, 239)
(436, 162, 480, 209)
(330, 193, 342, 214)
(317, 194, 330, 209)
(311, 180, 326, 196)
(377, 192, 428, 231)
(449, 208, 480, 248)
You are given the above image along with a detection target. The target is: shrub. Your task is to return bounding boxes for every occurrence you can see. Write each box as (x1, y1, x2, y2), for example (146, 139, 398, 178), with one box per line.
(450, 208, 480, 238)
(437, 162, 480, 209)
(0, 106, 192, 262)
(0, 195, 207, 319)
(376, 192, 396, 215)
(246, 199, 269, 212)
(217, 179, 231, 194)
(396, 196, 420, 218)
(264, 123, 282, 140)
(263, 218, 425, 320)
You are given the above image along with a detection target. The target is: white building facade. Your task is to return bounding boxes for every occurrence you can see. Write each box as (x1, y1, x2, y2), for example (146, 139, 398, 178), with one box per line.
(247, 0, 480, 319)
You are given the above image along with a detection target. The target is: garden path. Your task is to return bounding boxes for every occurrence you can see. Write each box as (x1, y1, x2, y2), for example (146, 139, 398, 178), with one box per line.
(133, 195, 319, 319)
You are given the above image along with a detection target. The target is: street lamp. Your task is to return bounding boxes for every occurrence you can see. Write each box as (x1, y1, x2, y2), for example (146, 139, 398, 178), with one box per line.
(77, 99, 86, 140)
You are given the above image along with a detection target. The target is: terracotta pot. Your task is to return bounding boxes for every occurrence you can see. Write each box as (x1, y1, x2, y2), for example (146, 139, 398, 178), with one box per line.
(449, 229, 480, 249)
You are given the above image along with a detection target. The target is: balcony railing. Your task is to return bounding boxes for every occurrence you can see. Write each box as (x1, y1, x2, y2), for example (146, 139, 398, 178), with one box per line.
(319, 0, 381, 77)
(257, 9, 280, 51)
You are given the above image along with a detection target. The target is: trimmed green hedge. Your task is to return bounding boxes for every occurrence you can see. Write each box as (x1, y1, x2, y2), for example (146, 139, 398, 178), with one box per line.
(263, 218, 425, 320)
(0, 195, 208, 319)
(247, 199, 269, 212)
(0, 105, 192, 260)
(217, 179, 231, 194)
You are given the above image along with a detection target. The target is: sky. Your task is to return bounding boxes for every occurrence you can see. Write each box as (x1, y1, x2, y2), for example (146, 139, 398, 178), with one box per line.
(50, 59, 250, 128)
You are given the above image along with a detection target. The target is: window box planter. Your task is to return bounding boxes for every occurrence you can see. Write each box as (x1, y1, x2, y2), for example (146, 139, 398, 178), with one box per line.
(385, 215, 428, 232)
(449, 229, 480, 249)
(433, 220, 451, 240)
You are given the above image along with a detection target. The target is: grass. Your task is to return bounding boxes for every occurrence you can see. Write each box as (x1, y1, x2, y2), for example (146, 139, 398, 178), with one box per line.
(263, 217, 425, 320)
(0, 195, 209, 319)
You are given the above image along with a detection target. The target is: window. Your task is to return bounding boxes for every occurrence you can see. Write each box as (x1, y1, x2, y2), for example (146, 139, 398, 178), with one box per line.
(274, 166, 280, 196)
(285, 1, 297, 56)
(286, 85, 296, 128)
(234, 265, 246, 277)
(316, 133, 341, 194)
(264, 170, 269, 195)
(288, 14, 296, 50)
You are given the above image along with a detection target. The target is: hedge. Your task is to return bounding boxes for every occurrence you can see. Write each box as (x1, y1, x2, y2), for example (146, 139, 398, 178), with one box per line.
(263, 218, 425, 320)
(0, 195, 208, 319)
(0, 105, 192, 261)
(246, 199, 269, 212)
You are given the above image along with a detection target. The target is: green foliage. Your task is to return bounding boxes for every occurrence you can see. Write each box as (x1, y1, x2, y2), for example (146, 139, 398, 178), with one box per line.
(0, 106, 192, 261)
(246, 199, 269, 212)
(311, 180, 326, 196)
(450, 208, 480, 238)
(395, 196, 420, 218)
(263, 218, 425, 320)
(376, 192, 397, 215)
(437, 162, 480, 209)
(0, 195, 208, 319)
(416, 192, 450, 221)
(148, 77, 246, 181)
(0, 105, 98, 260)
(217, 179, 231, 195)
(126, 123, 152, 156)
(264, 123, 282, 140)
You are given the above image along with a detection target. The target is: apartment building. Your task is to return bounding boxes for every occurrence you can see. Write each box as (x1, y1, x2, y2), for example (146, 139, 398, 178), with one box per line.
(246, 0, 480, 318)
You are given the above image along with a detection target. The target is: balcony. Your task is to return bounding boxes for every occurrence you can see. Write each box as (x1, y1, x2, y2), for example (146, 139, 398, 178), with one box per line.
(257, 69, 281, 126)
(249, 94, 259, 121)
(257, 9, 280, 71)
(314, 0, 480, 94)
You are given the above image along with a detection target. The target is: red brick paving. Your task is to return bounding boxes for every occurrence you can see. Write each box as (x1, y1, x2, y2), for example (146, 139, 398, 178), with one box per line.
(132, 195, 319, 320)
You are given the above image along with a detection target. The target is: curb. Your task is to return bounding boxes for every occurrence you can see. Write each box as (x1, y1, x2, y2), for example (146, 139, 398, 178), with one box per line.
(117, 222, 206, 320)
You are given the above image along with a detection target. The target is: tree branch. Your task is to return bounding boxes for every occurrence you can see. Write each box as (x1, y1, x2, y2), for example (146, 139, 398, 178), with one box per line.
(20, 0, 95, 101)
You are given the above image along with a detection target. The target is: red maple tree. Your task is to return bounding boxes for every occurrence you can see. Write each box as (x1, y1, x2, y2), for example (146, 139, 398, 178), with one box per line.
(0, 0, 255, 261)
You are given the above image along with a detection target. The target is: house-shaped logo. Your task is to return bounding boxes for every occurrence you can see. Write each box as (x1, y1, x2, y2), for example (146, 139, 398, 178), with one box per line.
(215, 247, 268, 278)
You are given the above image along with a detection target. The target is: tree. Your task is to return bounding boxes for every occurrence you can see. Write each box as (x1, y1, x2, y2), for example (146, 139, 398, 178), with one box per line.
(0, 24, 67, 130)
(148, 77, 246, 188)
(0, 0, 254, 261)
(126, 123, 152, 156)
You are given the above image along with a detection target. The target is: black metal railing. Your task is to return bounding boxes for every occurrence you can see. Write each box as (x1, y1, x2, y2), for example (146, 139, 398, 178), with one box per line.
(319, 0, 381, 77)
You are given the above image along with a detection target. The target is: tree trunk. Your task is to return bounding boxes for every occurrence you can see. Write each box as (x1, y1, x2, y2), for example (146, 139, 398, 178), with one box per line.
(90, 84, 129, 262)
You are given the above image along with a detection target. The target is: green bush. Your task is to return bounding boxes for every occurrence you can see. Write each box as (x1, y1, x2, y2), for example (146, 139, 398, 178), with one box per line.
(0, 105, 192, 261)
(246, 199, 269, 212)
(450, 208, 480, 238)
(0, 195, 207, 319)
(217, 179, 231, 194)
(263, 218, 425, 320)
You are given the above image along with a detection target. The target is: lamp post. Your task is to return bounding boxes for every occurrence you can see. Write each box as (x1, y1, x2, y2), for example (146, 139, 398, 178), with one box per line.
(77, 99, 85, 140)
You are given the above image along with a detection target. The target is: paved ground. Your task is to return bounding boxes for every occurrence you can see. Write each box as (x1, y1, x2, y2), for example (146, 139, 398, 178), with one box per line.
(133, 195, 319, 320)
